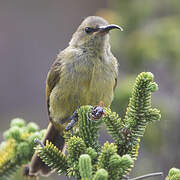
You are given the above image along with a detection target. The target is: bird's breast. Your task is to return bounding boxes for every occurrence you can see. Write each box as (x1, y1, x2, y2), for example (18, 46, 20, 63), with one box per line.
(49, 54, 115, 121)
(66, 56, 114, 105)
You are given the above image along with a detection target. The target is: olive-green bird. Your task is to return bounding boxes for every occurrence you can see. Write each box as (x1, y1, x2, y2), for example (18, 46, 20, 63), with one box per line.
(29, 16, 123, 176)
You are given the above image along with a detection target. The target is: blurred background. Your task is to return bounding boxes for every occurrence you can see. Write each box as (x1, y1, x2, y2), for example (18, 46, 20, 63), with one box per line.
(0, 0, 180, 179)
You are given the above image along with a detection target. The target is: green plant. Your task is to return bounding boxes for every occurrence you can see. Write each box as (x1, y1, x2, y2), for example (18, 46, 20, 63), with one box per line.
(35, 72, 161, 180)
(0, 118, 45, 180)
(166, 168, 180, 180)
(0, 72, 162, 180)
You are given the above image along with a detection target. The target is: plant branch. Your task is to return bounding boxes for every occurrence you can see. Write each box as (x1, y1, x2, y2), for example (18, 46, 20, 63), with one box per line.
(124, 172, 163, 180)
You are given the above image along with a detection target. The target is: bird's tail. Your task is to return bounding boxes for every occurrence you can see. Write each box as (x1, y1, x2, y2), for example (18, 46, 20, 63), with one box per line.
(29, 122, 65, 176)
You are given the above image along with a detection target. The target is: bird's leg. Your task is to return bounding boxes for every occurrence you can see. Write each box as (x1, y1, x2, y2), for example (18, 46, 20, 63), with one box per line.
(90, 106, 105, 120)
(65, 109, 79, 131)
(22, 139, 44, 179)
(22, 165, 38, 180)
(34, 138, 45, 148)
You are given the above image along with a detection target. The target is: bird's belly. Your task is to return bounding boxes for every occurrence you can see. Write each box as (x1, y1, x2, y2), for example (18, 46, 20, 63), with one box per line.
(49, 65, 115, 122)
(85, 75, 114, 106)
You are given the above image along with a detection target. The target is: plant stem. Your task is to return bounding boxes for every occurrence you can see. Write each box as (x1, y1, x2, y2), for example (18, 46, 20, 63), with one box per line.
(123, 172, 163, 180)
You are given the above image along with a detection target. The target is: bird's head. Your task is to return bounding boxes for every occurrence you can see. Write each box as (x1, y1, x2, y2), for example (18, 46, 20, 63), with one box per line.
(69, 16, 123, 51)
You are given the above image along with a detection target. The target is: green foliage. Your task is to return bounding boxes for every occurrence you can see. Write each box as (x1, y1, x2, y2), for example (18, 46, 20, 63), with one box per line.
(0, 139, 18, 180)
(77, 105, 102, 151)
(10, 118, 25, 128)
(79, 154, 92, 179)
(103, 72, 160, 160)
(97, 1, 180, 176)
(27, 122, 39, 133)
(86, 147, 98, 162)
(0, 72, 161, 180)
(93, 169, 108, 180)
(97, 142, 117, 171)
(36, 140, 68, 175)
(97, 142, 133, 179)
(123, 72, 160, 158)
(67, 136, 87, 178)
(33, 72, 160, 180)
(0, 159, 19, 180)
(166, 168, 180, 180)
(0, 118, 45, 180)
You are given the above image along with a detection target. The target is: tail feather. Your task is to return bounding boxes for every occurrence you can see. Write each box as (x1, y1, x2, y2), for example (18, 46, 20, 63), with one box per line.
(29, 123, 65, 176)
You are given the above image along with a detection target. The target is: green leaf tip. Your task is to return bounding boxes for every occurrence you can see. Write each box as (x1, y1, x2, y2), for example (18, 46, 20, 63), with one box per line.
(67, 136, 86, 160)
(119, 154, 134, 169)
(16, 142, 31, 163)
(86, 147, 98, 161)
(27, 122, 39, 133)
(10, 118, 25, 128)
(146, 108, 161, 122)
(66, 136, 87, 178)
(140, 72, 154, 81)
(93, 169, 108, 180)
(36, 140, 68, 175)
(169, 168, 180, 176)
(166, 168, 180, 180)
(108, 154, 134, 179)
(8, 126, 23, 142)
(148, 82, 158, 92)
(97, 142, 129, 180)
(98, 142, 117, 169)
(79, 154, 92, 179)
(109, 154, 121, 167)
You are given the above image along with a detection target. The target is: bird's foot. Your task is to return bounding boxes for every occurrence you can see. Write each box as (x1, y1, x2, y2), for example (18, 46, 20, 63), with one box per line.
(65, 109, 79, 131)
(88, 105, 106, 121)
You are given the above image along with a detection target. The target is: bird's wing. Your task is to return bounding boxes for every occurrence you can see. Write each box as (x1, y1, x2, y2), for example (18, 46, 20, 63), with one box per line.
(112, 57, 118, 92)
(46, 58, 62, 115)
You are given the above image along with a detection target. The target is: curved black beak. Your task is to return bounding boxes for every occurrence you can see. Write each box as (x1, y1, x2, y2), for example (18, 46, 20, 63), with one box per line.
(98, 24, 123, 33)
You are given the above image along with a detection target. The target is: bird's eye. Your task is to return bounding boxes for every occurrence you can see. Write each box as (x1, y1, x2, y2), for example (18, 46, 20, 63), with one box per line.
(85, 27, 94, 34)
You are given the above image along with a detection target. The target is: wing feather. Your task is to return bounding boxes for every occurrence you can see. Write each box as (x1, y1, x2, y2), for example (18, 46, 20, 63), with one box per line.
(46, 58, 62, 115)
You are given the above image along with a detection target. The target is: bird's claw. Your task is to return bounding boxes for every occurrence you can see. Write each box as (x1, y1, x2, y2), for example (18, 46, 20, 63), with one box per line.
(34, 138, 45, 148)
(88, 106, 105, 121)
(65, 110, 79, 131)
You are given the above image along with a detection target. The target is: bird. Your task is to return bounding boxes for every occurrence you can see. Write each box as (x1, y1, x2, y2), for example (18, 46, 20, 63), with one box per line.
(29, 16, 123, 176)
